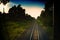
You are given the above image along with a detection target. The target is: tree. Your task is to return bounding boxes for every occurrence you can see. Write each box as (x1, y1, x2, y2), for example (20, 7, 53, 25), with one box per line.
(40, 10, 45, 17)
(8, 4, 26, 20)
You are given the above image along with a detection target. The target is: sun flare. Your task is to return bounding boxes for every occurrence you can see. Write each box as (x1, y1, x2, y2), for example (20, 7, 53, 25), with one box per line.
(22, 6, 44, 19)
(0, 2, 44, 19)
(0, 3, 10, 13)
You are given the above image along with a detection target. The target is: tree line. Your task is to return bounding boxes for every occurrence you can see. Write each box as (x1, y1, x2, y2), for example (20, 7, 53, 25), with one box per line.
(0, 4, 35, 40)
(37, 0, 54, 27)
(0, 4, 34, 21)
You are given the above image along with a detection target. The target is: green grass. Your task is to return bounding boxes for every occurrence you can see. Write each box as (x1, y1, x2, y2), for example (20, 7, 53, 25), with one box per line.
(3, 20, 32, 40)
(37, 20, 54, 40)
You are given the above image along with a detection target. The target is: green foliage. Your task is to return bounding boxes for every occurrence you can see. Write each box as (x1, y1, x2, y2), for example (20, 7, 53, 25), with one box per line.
(2, 20, 33, 40)
(37, 1, 54, 40)
(0, 4, 35, 40)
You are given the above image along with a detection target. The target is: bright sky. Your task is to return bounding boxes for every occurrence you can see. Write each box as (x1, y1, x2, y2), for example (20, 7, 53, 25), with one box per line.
(0, 2, 45, 19)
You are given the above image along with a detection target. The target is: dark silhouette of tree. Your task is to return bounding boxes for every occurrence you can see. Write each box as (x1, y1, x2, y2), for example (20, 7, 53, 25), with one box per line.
(25, 14, 35, 21)
(8, 4, 26, 21)
(45, 0, 53, 26)
(37, 0, 53, 27)
(40, 10, 45, 17)
(0, 3, 35, 40)
(16, 4, 25, 19)
(9, 5, 16, 14)
(37, 1, 54, 40)
(9, 5, 17, 19)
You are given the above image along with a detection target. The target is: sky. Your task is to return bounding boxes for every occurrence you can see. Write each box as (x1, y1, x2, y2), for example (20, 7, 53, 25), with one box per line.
(0, 0, 46, 19)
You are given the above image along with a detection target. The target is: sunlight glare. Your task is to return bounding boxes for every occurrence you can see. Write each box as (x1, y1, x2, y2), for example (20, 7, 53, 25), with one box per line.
(22, 6, 44, 19)
(0, 2, 45, 19)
